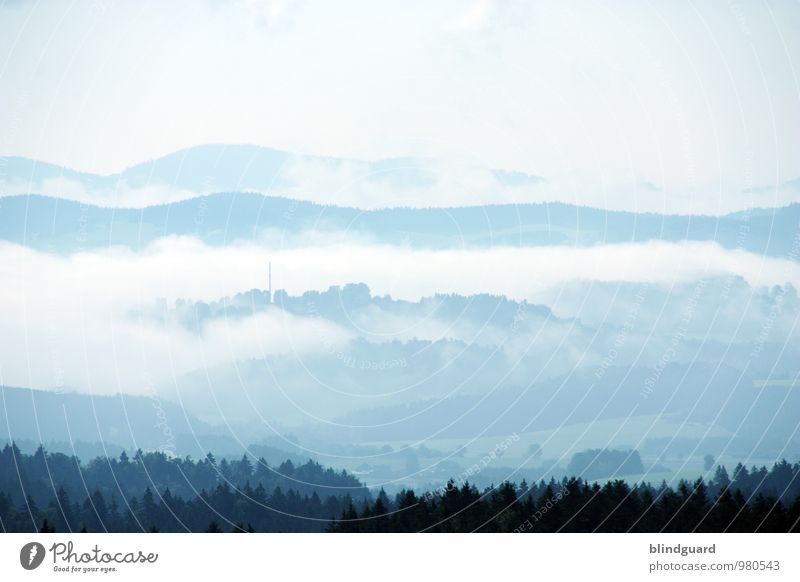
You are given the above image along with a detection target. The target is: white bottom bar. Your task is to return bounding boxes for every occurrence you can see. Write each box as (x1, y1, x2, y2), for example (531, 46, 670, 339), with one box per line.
(1, 533, 797, 580)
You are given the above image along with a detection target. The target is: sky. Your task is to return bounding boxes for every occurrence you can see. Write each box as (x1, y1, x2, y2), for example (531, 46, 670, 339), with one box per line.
(1, 0, 799, 213)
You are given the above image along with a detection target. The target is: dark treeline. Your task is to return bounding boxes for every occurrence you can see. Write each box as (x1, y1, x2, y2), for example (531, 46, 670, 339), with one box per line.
(0, 443, 367, 505)
(330, 462, 800, 533)
(1, 443, 799, 532)
(0, 443, 368, 532)
(2, 481, 357, 533)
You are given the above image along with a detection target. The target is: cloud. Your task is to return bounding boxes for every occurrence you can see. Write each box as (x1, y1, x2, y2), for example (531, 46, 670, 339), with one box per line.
(0, 274, 350, 398)
(0, 152, 551, 210)
(240, 0, 296, 29)
(274, 155, 548, 209)
(0, 176, 202, 207)
(443, 0, 496, 32)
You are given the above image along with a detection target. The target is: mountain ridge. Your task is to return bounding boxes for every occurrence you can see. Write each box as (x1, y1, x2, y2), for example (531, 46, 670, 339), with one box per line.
(4, 144, 797, 214)
(2, 191, 798, 258)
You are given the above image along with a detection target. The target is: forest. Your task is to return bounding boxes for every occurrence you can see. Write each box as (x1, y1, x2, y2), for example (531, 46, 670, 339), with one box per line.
(330, 467, 800, 533)
(0, 443, 367, 532)
(1, 444, 798, 533)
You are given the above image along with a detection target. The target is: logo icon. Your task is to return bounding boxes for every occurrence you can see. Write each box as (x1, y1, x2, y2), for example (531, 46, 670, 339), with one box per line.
(20, 542, 46, 570)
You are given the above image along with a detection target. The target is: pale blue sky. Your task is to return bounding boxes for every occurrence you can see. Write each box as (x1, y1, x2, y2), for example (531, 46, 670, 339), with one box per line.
(1, 0, 799, 212)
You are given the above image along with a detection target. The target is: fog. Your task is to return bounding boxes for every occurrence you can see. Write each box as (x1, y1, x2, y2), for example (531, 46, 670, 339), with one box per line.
(1, 235, 797, 408)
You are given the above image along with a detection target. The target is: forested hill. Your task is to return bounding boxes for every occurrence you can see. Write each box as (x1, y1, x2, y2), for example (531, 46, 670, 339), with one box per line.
(0, 444, 369, 533)
(2, 193, 798, 257)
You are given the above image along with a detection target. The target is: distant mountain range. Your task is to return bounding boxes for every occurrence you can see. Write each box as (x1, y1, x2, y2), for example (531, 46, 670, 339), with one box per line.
(1, 144, 546, 200)
(1, 144, 797, 255)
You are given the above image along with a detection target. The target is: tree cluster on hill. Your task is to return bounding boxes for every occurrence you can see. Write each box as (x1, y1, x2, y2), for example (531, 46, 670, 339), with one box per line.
(0, 443, 367, 505)
(0, 443, 368, 532)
